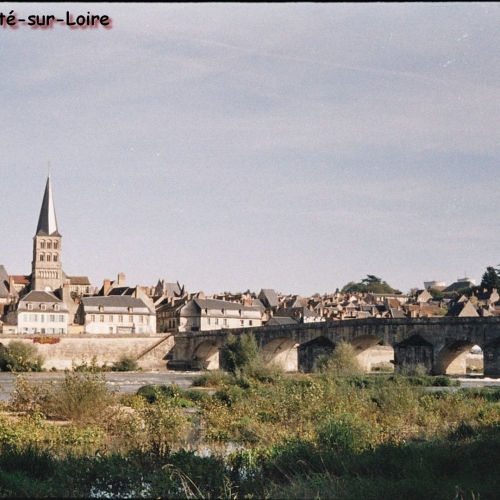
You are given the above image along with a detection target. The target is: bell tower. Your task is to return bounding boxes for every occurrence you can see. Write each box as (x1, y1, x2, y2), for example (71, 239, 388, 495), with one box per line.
(31, 176, 64, 292)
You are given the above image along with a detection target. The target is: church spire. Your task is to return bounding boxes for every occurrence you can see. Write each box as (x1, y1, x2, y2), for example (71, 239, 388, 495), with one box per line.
(36, 175, 60, 236)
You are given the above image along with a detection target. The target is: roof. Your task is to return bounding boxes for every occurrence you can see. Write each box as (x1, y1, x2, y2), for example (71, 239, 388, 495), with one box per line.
(68, 276, 91, 285)
(258, 288, 279, 308)
(0, 265, 10, 298)
(81, 296, 151, 310)
(266, 316, 299, 326)
(21, 291, 63, 303)
(36, 176, 60, 236)
(11, 275, 31, 285)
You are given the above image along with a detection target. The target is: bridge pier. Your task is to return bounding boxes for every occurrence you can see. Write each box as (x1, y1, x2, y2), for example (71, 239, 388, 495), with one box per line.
(484, 339, 500, 377)
(393, 335, 433, 374)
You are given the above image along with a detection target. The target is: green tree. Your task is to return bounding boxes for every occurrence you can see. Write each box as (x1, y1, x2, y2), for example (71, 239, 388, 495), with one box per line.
(0, 341, 44, 372)
(480, 266, 500, 290)
(341, 275, 401, 294)
(219, 333, 259, 374)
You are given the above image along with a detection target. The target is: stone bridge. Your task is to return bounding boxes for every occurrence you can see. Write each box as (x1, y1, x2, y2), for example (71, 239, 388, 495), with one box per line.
(167, 317, 500, 377)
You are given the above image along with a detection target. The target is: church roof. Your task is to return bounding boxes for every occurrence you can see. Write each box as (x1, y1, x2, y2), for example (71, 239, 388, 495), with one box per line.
(36, 176, 60, 236)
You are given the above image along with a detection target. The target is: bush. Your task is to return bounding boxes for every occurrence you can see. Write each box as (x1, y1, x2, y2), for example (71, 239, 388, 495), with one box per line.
(0, 341, 44, 372)
(44, 369, 118, 425)
(112, 355, 140, 372)
(313, 342, 362, 376)
(191, 370, 233, 388)
(219, 333, 259, 374)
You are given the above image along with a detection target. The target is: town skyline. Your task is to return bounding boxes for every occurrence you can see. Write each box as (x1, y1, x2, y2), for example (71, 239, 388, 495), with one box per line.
(2, 3, 500, 296)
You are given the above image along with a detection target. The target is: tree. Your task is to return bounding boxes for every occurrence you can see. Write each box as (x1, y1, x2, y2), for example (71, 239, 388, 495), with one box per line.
(341, 275, 401, 295)
(0, 341, 44, 372)
(219, 333, 259, 374)
(480, 266, 500, 290)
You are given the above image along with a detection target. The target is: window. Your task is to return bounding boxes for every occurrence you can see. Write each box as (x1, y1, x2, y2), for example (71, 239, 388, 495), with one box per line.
(139, 316, 144, 323)
(100, 315, 104, 322)
(40, 315, 45, 323)
(109, 315, 113, 322)
(53, 254, 58, 262)
(40, 240, 46, 249)
(58, 315, 64, 322)
(207, 318, 211, 325)
(129, 315, 133, 323)
(54, 305, 59, 311)
(119, 315, 123, 323)
(27, 303, 33, 310)
(249, 320, 253, 326)
(49, 315, 55, 322)
(40, 254, 45, 261)
(46, 254, 51, 262)
(47, 241, 52, 249)
(240, 320, 244, 327)
(90, 315, 96, 322)
(223, 318, 227, 326)
(53, 241, 58, 250)
(40, 304, 46, 310)
(215, 318, 219, 325)
(29, 314, 37, 322)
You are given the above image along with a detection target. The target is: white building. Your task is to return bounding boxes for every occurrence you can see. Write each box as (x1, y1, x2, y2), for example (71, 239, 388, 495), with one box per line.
(76, 296, 156, 334)
(179, 298, 263, 332)
(16, 290, 70, 334)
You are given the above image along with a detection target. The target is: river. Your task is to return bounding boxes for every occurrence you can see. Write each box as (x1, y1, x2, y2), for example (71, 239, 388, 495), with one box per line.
(0, 372, 499, 402)
(0, 371, 201, 402)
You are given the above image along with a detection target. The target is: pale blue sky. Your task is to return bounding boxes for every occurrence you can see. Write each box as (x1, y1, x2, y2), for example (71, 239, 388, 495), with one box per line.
(2, 3, 500, 295)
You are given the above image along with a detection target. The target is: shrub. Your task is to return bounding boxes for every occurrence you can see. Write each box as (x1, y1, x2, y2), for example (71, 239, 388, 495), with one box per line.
(219, 333, 259, 374)
(44, 369, 118, 425)
(191, 370, 233, 388)
(112, 355, 140, 372)
(0, 341, 44, 372)
(313, 342, 362, 376)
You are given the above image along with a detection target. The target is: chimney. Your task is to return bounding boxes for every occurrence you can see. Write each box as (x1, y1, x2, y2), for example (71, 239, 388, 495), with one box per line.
(9, 276, 15, 295)
(103, 279, 111, 296)
(117, 273, 126, 286)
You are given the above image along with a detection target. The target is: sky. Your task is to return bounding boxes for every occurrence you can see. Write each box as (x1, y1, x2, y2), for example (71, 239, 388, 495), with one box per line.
(1, 2, 500, 296)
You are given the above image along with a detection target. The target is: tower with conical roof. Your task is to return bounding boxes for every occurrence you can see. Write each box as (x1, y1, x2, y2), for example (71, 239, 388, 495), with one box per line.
(31, 176, 64, 291)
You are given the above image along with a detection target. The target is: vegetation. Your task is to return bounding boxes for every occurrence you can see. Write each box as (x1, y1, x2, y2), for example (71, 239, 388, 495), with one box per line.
(112, 355, 140, 372)
(341, 275, 401, 294)
(1, 359, 499, 498)
(313, 341, 363, 376)
(481, 265, 500, 290)
(0, 341, 44, 372)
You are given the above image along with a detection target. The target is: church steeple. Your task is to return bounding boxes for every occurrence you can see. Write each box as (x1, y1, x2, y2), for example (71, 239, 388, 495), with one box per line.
(31, 176, 64, 292)
(36, 175, 60, 236)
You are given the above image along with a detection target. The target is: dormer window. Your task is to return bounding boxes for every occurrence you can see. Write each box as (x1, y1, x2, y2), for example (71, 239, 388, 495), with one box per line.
(54, 304, 60, 311)
(99, 306, 104, 312)
(27, 303, 33, 310)
(40, 304, 46, 310)
(221, 308, 225, 315)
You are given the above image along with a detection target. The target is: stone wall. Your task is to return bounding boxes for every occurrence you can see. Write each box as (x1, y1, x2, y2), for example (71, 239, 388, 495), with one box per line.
(0, 334, 175, 371)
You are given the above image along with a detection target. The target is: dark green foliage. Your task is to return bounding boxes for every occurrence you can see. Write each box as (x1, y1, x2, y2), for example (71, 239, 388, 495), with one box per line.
(0, 341, 44, 372)
(112, 355, 140, 372)
(136, 383, 194, 407)
(481, 265, 500, 290)
(219, 332, 259, 374)
(341, 275, 401, 294)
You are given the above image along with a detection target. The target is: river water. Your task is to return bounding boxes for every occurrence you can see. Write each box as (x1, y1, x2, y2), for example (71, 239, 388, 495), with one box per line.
(0, 371, 201, 402)
(0, 372, 499, 402)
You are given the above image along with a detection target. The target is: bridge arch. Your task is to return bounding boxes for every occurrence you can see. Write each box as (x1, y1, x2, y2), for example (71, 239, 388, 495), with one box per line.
(298, 336, 335, 373)
(261, 337, 299, 372)
(192, 339, 221, 370)
(434, 340, 477, 375)
(349, 335, 389, 372)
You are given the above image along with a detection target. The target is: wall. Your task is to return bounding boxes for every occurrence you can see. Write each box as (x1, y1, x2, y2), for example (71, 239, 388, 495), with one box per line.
(0, 334, 174, 371)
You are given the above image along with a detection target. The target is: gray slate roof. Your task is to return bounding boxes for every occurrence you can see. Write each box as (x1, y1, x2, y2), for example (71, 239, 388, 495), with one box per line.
(36, 176, 61, 236)
(0, 265, 11, 298)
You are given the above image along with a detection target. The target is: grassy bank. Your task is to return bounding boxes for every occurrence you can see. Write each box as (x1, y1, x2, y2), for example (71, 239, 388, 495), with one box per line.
(0, 370, 499, 498)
